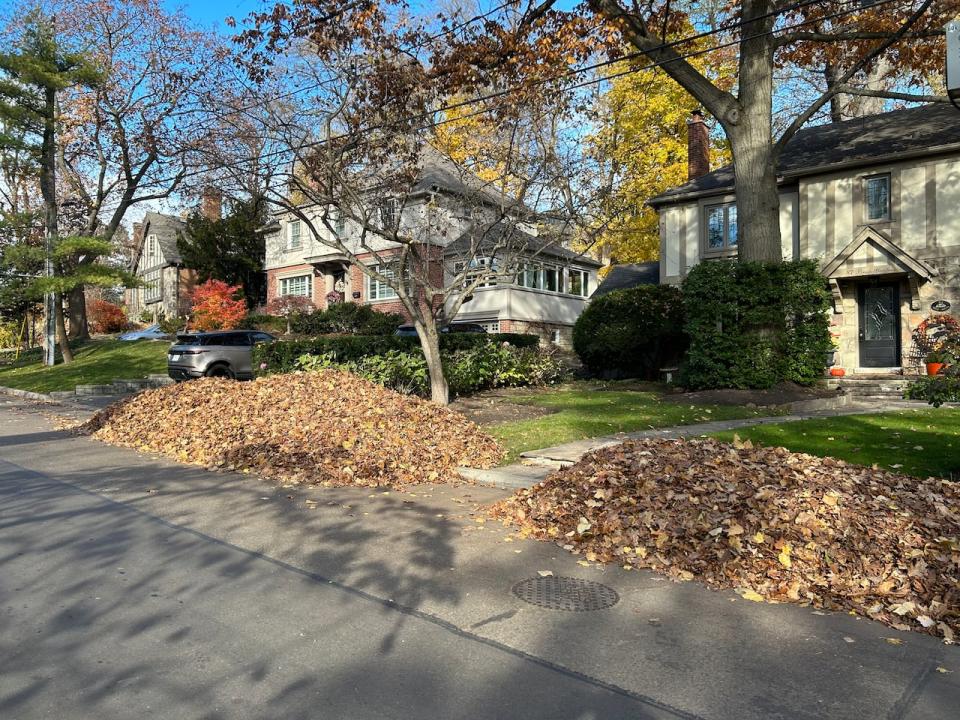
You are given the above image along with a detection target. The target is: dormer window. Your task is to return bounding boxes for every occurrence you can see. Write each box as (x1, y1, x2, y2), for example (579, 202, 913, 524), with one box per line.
(864, 174, 890, 221)
(288, 220, 302, 250)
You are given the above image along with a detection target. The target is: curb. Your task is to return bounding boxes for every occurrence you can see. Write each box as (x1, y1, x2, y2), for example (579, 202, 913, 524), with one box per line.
(0, 385, 60, 404)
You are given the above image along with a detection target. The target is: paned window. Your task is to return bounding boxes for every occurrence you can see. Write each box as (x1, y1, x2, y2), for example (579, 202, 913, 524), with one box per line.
(367, 263, 399, 301)
(705, 203, 738, 250)
(865, 175, 891, 221)
(279, 274, 311, 297)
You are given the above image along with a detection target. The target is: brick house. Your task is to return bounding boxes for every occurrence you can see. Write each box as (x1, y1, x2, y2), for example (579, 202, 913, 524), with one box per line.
(262, 154, 601, 345)
(650, 104, 960, 372)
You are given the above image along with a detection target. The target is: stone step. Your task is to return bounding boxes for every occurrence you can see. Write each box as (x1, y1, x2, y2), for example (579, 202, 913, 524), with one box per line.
(112, 379, 156, 392)
(48, 390, 76, 400)
(74, 384, 122, 396)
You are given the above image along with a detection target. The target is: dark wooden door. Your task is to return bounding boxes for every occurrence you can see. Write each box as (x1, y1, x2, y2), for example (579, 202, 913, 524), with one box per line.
(858, 283, 900, 367)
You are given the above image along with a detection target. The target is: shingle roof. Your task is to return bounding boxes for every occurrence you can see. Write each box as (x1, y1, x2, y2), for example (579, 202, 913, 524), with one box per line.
(591, 262, 660, 297)
(444, 220, 603, 267)
(649, 104, 960, 207)
(131, 211, 185, 270)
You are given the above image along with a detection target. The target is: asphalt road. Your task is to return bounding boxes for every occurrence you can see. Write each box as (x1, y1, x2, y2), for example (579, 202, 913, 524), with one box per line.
(0, 396, 958, 719)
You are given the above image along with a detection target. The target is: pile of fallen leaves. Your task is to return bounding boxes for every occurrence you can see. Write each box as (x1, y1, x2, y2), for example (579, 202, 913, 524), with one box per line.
(83, 371, 502, 487)
(491, 437, 959, 641)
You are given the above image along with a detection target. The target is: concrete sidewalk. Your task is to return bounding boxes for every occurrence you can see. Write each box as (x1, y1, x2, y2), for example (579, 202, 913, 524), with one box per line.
(0, 395, 956, 719)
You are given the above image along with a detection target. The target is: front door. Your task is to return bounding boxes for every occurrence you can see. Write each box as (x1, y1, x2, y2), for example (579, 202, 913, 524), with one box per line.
(858, 282, 900, 367)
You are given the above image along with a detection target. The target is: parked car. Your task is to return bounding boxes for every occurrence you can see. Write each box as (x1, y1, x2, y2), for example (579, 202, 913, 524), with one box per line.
(394, 323, 487, 337)
(167, 330, 275, 381)
(118, 323, 170, 341)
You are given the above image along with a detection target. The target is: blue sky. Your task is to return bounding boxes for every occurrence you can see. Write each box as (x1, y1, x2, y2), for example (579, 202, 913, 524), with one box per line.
(165, 0, 267, 33)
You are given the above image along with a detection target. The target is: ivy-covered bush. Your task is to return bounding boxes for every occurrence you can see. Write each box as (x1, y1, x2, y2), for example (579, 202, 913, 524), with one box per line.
(573, 285, 686, 378)
(292, 340, 564, 396)
(291, 303, 404, 336)
(680, 259, 832, 390)
(254, 332, 539, 375)
(904, 365, 960, 407)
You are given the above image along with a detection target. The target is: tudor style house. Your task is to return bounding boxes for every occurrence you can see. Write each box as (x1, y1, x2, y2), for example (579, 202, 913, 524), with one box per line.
(262, 153, 601, 345)
(125, 191, 222, 320)
(650, 104, 960, 372)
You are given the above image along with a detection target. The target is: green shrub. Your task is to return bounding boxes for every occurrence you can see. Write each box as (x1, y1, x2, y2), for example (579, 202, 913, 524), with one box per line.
(237, 313, 286, 333)
(291, 303, 404, 336)
(254, 332, 539, 375)
(158, 316, 187, 334)
(288, 339, 563, 396)
(680, 259, 832, 390)
(905, 365, 960, 407)
(573, 285, 686, 379)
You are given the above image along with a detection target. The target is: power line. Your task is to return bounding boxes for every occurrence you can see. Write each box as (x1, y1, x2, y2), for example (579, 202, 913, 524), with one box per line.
(141, 0, 913, 192)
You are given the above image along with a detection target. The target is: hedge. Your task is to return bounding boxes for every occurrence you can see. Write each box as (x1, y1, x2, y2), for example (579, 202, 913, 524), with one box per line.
(680, 259, 832, 390)
(253, 332, 540, 375)
(291, 303, 404, 336)
(572, 284, 686, 379)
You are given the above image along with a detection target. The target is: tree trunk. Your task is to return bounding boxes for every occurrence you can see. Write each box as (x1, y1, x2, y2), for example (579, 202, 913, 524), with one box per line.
(67, 285, 89, 340)
(415, 319, 449, 405)
(724, 0, 782, 264)
(54, 293, 73, 364)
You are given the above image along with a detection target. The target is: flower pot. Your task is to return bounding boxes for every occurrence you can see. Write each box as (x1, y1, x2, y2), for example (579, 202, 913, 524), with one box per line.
(824, 350, 836, 367)
(830, 368, 845, 378)
(926, 362, 945, 376)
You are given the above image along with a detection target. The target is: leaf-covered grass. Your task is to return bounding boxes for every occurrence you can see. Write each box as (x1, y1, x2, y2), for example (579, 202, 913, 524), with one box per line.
(0, 339, 169, 393)
(489, 381, 779, 463)
(712, 409, 960, 479)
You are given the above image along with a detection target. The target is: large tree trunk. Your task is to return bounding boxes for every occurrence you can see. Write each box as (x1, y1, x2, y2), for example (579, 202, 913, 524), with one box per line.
(415, 319, 449, 405)
(54, 293, 74, 364)
(724, 0, 782, 264)
(67, 286, 89, 340)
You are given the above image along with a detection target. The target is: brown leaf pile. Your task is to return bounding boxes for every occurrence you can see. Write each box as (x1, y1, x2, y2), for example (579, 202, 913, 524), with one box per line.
(83, 371, 503, 487)
(491, 437, 960, 641)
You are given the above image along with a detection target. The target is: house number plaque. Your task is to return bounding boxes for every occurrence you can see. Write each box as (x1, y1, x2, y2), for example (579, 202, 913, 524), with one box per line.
(931, 300, 951, 312)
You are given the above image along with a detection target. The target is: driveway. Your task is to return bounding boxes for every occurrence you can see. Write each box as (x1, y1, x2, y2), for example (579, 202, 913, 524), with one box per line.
(0, 396, 957, 719)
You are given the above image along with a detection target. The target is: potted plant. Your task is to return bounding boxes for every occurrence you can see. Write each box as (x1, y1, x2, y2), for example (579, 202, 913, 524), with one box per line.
(825, 335, 840, 368)
(925, 349, 954, 376)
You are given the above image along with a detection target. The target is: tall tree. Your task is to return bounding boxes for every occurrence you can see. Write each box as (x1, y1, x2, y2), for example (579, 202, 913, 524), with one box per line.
(0, 12, 100, 363)
(177, 197, 268, 309)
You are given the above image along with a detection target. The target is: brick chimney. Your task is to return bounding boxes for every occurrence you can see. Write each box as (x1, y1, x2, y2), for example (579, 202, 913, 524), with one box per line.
(200, 187, 222, 221)
(687, 110, 710, 181)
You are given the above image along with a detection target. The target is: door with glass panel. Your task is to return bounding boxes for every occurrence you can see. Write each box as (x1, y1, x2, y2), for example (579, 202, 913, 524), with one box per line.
(858, 282, 900, 367)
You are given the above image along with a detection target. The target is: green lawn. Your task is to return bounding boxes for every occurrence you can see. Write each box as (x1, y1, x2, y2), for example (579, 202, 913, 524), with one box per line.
(713, 409, 960, 479)
(489, 382, 780, 462)
(0, 339, 169, 393)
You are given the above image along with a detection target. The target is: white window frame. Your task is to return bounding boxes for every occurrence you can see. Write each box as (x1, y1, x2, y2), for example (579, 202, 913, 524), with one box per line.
(864, 173, 891, 222)
(287, 220, 303, 250)
(566, 268, 589, 297)
(367, 263, 399, 301)
(278, 274, 311, 298)
(455, 257, 498, 289)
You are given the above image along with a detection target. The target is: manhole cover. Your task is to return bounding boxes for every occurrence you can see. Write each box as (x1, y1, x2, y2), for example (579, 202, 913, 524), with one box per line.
(512, 576, 619, 611)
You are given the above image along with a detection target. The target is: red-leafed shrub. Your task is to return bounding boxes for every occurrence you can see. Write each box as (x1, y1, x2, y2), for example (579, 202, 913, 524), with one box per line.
(89, 299, 128, 333)
(190, 280, 247, 331)
(265, 295, 315, 317)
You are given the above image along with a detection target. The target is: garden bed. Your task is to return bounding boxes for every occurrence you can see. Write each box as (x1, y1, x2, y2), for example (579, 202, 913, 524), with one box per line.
(492, 437, 959, 641)
(83, 370, 503, 487)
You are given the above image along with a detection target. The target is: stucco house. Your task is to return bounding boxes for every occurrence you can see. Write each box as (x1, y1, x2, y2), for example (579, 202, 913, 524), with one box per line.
(125, 191, 221, 320)
(262, 153, 601, 345)
(650, 104, 960, 372)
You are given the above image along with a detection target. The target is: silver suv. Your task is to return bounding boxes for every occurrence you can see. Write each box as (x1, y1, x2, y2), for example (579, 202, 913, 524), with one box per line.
(167, 330, 275, 381)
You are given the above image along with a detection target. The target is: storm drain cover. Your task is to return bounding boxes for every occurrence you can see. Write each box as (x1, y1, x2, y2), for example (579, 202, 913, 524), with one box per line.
(512, 576, 619, 612)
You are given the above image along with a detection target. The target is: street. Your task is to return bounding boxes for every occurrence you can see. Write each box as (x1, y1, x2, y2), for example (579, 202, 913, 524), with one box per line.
(0, 396, 957, 719)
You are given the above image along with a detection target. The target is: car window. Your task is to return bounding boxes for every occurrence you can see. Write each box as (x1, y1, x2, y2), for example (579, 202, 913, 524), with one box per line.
(252, 332, 274, 343)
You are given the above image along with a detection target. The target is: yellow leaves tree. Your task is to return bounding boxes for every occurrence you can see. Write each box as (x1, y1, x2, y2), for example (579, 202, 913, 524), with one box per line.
(588, 53, 732, 265)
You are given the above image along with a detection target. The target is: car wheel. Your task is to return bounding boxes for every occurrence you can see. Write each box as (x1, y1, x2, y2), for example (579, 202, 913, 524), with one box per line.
(204, 364, 235, 380)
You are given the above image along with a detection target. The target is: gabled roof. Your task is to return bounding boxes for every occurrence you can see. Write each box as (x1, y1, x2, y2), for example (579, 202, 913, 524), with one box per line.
(591, 262, 660, 297)
(649, 104, 960, 207)
(131, 211, 185, 271)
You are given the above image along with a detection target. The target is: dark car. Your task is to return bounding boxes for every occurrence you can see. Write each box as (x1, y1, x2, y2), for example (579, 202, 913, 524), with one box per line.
(167, 330, 275, 381)
(394, 323, 487, 337)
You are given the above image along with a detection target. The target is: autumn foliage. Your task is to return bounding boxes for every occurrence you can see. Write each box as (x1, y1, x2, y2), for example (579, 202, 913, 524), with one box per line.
(492, 437, 960, 642)
(189, 279, 247, 331)
(83, 370, 502, 487)
(87, 299, 128, 333)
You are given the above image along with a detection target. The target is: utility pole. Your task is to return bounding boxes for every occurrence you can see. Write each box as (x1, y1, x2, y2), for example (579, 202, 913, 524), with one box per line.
(41, 17, 58, 366)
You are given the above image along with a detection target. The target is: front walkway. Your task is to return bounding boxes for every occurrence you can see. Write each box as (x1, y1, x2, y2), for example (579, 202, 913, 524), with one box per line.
(461, 398, 928, 489)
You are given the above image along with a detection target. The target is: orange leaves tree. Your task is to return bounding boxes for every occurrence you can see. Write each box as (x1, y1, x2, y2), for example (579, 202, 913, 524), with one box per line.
(189, 280, 247, 331)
